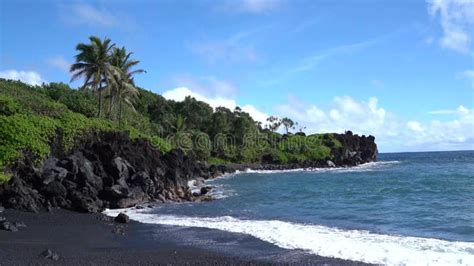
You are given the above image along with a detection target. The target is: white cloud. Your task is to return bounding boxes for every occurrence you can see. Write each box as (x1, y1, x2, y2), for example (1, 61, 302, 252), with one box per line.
(47, 56, 70, 72)
(189, 41, 258, 64)
(240, 104, 269, 123)
(274, 96, 393, 137)
(161, 86, 473, 152)
(60, 3, 138, 30)
(429, 105, 471, 115)
(157, 84, 474, 152)
(457, 69, 474, 87)
(63, 3, 118, 27)
(425, 36, 435, 45)
(290, 35, 389, 74)
(427, 0, 474, 54)
(274, 96, 474, 152)
(171, 74, 237, 98)
(188, 28, 263, 64)
(240, 0, 281, 13)
(0, 69, 45, 86)
(407, 121, 424, 132)
(162, 87, 268, 123)
(405, 106, 474, 151)
(218, 0, 281, 14)
(259, 34, 390, 87)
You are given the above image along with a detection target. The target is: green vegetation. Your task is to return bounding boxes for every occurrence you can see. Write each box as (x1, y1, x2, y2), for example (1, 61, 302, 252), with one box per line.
(0, 35, 342, 183)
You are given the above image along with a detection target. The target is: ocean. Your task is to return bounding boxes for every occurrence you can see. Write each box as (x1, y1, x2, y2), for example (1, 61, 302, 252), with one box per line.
(105, 151, 474, 265)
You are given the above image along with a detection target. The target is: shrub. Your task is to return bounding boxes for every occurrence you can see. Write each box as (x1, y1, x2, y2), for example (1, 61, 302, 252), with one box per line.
(237, 147, 260, 163)
(151, 136, 172, 153)
(0, 79, 68, 118)
(0, 114, 58, 165)
(278, 135, 305, 153)
(208, 157, 230, 165)
(0, 95, 21, 116)
(44, 82, 98, 118)
(262, 148, 288, 164)
(305, 145, 331, 160)
(0, 172, 11, 184)
(287, 153, 307, 163)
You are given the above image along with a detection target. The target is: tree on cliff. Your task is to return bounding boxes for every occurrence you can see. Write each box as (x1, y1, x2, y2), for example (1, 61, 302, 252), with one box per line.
(281, 117, 295, 134)
(266, 116, 282, 132)
(70, 36, 116, 118)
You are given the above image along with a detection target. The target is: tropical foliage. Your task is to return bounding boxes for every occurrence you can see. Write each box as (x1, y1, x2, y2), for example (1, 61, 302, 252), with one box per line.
(0, 36, 343, 183)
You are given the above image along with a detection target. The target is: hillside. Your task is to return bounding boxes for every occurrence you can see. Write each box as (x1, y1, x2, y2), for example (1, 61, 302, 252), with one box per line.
(0, 78, 375, 185)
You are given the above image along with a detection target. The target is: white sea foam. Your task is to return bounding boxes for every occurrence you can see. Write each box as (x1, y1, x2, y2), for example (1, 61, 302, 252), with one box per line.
(214, 161, 401, 178)
(103, 208, 474, 265)
(207, 184, 236, 199)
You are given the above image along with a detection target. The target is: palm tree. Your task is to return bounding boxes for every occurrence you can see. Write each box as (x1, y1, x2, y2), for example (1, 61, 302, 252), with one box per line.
(168, 114, 187, 134)
(70, 36, 115, 117)
(108, 47, 145, 123)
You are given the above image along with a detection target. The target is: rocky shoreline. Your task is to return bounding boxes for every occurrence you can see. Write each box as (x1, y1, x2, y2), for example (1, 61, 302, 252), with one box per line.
(0, 131, 377, 214)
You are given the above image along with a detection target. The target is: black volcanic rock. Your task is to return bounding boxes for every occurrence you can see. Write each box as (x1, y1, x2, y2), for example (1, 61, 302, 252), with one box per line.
(0, 132, 211, 213)
(114, 213, 130, 224)
(331, 132, 378, 166)
(40, 249, 60, 261)
(0, 131, 377, 213)
(0, 221, 18, 232)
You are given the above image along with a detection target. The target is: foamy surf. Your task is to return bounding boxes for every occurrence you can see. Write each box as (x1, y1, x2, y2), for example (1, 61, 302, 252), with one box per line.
(212, 161, 401, 179)
(103, 209, 474, 265)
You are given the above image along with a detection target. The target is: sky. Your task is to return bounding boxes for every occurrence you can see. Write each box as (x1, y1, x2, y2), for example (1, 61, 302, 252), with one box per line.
(0, 0, 473, 152)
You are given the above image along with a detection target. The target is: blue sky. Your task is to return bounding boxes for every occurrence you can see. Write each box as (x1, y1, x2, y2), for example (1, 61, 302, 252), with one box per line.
(1, 0, 473, 152)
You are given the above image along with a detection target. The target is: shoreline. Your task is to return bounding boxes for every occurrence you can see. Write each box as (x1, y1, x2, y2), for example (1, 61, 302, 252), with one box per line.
(0, 209, 369, 265)
(0, 131, 379, 264)
(0, 162, 380, 264)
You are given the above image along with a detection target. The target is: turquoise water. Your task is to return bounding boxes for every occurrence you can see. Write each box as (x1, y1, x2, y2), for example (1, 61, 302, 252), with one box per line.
(105, 151, 474, 265)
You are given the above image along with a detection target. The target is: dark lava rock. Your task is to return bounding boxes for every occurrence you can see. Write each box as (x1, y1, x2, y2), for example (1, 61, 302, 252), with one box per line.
(0, 131, 377, 213)
(0, 217, 5, 222)
(0, 206, 4, 213)
(13, 221, 26, 228)
(331, 131, 378, 166)
(200, 186, 211, 195)
(0, 131, 213, 213)
(41, 249, 59, 261)
(0, 221, 18, 232)
(114, 213, 130, 224)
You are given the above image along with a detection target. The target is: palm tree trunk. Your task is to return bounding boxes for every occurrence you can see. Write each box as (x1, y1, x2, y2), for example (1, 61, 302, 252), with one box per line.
(119, 99, 122, 126)
(97, 82, 102, 118)
(109, 90, 113, 119)
(108, 78, 113, 119)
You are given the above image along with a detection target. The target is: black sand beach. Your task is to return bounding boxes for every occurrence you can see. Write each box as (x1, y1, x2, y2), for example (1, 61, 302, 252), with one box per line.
(0, 209, 369, 265)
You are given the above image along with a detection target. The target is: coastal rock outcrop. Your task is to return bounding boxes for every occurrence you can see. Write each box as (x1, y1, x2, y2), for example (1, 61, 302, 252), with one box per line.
(332, 131, 378, 166)
(0, 131, 377, 213)
(0, 132, 210, 213)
